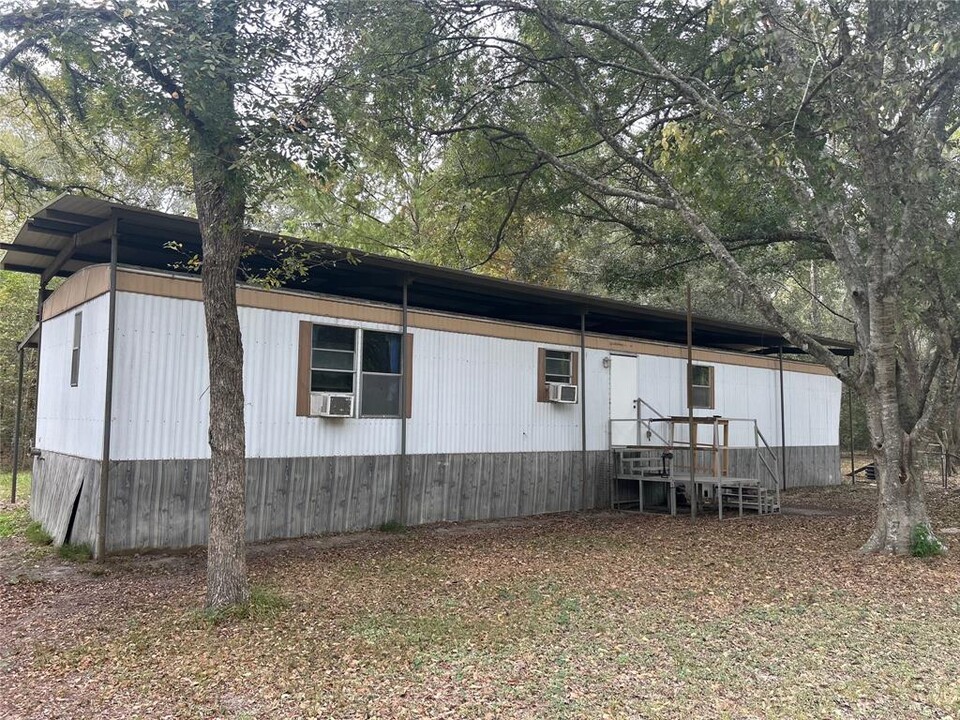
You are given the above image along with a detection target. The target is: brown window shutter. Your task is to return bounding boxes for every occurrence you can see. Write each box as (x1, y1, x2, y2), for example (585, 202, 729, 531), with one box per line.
(404, 332, 414, 418)
(709, 366, 716, 409)
(537, 347, 548, 402)
(296, 321, 312, 416)
(571, 351, 580, 387)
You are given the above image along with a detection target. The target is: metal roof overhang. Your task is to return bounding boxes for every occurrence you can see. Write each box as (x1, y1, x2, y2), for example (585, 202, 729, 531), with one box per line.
(1, 195, 855, 357)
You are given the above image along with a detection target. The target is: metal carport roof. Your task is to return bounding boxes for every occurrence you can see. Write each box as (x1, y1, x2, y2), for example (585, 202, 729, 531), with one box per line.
(1, 194, 854, 357)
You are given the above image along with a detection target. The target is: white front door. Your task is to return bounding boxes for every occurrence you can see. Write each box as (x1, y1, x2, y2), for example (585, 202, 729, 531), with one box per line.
(609, 354, 639, 446)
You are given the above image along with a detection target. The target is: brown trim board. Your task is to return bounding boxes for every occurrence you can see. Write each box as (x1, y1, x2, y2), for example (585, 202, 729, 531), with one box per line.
(41, 264, 110, 321)
(296, 321, 312, 417)
(42, 265, 837, 377)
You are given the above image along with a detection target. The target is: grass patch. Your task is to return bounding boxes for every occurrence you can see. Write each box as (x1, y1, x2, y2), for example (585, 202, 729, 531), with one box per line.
(378, 520, 406, 533)
(0, 471, 31, 503)
(0, 507, 28, 537)
(57, 543, 92, 562)
(25, 520, 52, 545)
(911, 523, 945, 557)
(199, 585, 289, 626)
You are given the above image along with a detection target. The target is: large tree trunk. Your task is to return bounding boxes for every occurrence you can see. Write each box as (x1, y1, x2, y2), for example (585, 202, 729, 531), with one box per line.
(194, 145, 250, 609)
(862, 435, 932, 554)
(858, 294, 940, 554)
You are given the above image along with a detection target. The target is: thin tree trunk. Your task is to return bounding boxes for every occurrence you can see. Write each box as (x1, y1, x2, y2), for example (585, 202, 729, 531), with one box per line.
(195, 148, 250, 608)
(184, 0, 249, 610)
(949, 406, 960, 477)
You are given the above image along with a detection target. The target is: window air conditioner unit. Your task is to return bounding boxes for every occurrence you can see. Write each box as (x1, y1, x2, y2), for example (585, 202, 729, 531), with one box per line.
(310, 392, 355, 418)
(548, 383, 578, 404)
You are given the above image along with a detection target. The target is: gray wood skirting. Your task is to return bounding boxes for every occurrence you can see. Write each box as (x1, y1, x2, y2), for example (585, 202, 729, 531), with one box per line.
(30, 445, 832, 553)
(30, 451, 100, 547)
(91, 450, 610, 552)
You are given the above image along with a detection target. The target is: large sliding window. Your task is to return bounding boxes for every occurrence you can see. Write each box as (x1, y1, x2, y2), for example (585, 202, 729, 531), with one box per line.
(306, 324, 404, 417)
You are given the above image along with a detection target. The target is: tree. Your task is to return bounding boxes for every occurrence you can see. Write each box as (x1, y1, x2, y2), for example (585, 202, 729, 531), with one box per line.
(0, 0, 347, 607)
(380, 0, 960, 552)
(0, 267, 37, 472)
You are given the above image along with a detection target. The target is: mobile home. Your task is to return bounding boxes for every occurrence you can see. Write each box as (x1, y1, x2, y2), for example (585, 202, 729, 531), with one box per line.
(1, 197, 851, 553)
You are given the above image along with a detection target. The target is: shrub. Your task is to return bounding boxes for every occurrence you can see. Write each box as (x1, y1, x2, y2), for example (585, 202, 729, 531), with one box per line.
(910, 524, 944, 558)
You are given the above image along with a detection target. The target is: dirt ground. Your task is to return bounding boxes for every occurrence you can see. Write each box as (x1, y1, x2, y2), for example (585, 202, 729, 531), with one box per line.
(2, 480, 960, 719)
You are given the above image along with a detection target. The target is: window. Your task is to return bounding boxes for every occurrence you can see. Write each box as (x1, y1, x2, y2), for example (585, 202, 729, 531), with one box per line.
(297, 322, 413, 418)
(690, 364, 715, 409)
(544, 349, 573, 384)
(70, 312, 82, 387)
(537, 347, 579, 402)
(310, 325, 356, 393)
(361, 330, 402, 417)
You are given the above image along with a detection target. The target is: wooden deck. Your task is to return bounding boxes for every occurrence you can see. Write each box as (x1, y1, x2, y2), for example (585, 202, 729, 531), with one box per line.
(613, 445, 780, 517)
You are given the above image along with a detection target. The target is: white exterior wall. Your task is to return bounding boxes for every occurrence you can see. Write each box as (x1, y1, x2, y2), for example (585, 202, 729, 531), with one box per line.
(35, 294, 110, 459)
(110, 291, 611, 460)
(408, 331, 610, 455)
(98, 290, 839, 461)
(622, 354, 840, 447)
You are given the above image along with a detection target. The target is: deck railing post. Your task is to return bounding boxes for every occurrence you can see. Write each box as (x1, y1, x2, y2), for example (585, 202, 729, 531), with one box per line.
(754, 421, 761, 488)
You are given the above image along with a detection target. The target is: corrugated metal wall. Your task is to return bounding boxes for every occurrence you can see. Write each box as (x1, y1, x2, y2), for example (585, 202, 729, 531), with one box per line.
(110, 292, 614, 460)
(630, 354, 840, 447)
(408, 330, 609, 454)
(35, 294, 109, 459)
(104, 291, 839, 460)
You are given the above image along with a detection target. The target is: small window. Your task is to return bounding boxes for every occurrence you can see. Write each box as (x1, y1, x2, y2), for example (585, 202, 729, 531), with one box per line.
(311, 324, 356, 393)
(537, 347, 579, 402)
(690, 364, 714, 409)
(544, 349, 573, 384)
(70, 312, 82, 387)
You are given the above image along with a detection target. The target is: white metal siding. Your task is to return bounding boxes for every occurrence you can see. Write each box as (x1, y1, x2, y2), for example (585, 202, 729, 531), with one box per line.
(107, 291, 839, 461)
(623, 354, 840, 447)
(35, 294, 109, 459)
(406, 331, 609, 455)
(110, 292, 609, 460)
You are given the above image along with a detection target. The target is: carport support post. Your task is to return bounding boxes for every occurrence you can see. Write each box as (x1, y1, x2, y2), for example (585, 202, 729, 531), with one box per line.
(95, 222, 118, 561)
(846, 356, 855, 480)
(779, 346, 787, 491)
(10, 347, 25, 503)
(580, 310, 587, 510)
(397, 278, 410, 525)
(686, 285, 696, 521)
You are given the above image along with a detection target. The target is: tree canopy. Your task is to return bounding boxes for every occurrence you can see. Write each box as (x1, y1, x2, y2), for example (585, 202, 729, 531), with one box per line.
(339, 0, 960, 551)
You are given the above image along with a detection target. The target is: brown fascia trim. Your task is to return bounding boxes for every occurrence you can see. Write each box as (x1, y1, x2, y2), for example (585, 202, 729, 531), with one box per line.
(41, 265, 837, 377)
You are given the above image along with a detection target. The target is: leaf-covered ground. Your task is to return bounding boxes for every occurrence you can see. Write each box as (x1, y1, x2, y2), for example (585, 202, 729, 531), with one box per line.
(2, 479, 960, 720)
